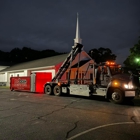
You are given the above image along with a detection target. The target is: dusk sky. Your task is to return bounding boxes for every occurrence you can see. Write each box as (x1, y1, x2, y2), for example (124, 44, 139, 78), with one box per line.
(0, 0, 140, 64)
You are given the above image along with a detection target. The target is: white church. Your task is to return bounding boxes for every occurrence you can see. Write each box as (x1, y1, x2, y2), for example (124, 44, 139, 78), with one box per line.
(0, 14, 94, 86)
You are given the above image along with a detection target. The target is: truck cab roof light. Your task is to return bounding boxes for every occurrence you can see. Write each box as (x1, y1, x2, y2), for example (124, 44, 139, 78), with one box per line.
(106, 61, 115, 65)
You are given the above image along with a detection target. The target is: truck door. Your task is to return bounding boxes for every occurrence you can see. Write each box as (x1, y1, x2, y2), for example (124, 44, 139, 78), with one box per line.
(100, 66, 111, 86)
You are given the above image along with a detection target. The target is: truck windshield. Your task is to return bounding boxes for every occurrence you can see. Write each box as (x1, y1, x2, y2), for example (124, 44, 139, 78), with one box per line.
(109, 65, 122, 75)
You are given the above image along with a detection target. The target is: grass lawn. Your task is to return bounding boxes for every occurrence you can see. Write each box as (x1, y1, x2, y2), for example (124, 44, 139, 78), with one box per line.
(0, 86, 10, 89)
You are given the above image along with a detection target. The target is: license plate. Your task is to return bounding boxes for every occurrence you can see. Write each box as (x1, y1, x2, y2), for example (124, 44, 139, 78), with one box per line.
(125, 91, 135, 97)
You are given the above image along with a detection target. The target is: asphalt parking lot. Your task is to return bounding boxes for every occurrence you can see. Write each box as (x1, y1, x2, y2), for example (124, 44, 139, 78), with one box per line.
(0, 88, 140, 140)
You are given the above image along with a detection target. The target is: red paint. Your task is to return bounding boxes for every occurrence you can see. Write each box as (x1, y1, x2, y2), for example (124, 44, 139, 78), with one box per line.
(35, 72, 52, 93)
(55, 62, 67, 81)
(10, 72, 52, 93)
(10, 77, 31, 91)
(55, 62, 62, 73)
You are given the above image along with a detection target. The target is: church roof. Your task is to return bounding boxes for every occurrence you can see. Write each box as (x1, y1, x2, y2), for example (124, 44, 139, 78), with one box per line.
(71, 60, 90, 68)
(0, 54, 68, 72)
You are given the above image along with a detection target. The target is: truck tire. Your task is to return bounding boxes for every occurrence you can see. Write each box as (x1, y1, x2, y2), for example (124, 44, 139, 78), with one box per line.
(110, 89, 124, 104)
(45, 85, 52, 95)
(53, 85, 62, 96)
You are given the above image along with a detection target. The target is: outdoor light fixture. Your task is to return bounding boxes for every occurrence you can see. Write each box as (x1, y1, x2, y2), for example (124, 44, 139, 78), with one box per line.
(136, 58, 140, 62)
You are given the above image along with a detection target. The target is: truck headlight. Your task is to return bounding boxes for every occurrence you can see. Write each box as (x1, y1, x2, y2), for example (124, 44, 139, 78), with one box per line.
(124, 82, 133, 89)
(124, 84, 128, 89)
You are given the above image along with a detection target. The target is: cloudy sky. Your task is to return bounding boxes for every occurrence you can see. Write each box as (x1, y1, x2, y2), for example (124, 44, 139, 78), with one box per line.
(0, 0, 140, 64)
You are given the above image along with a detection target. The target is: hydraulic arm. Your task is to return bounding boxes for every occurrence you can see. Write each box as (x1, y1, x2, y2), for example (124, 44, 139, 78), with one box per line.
(51, 43, 83, 82)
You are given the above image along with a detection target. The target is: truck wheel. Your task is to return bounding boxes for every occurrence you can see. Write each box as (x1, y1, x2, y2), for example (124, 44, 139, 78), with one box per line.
(45, 85, 52, 95)
(53, 85, 62, 96)
(110, 89, 124, 104)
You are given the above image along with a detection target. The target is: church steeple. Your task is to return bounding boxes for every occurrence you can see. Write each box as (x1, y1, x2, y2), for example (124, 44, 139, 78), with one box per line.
(74, 13, 82, 46)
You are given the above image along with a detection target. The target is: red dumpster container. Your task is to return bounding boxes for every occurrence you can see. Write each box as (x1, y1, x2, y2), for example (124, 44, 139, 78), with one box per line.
(10, 77, 31, 91)
(35, 72, 52, 93)
(10, 72, 52, 93)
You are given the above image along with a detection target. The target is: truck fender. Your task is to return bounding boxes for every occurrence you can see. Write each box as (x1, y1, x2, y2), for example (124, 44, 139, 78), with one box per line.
(105, 82, 124, 99)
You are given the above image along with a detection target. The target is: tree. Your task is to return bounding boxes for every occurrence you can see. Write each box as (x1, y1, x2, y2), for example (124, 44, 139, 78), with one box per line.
(0, 50, 9, 62)
(0, 46, 65, 64)
(9, 48, 23, 63)
(123, 37, 140, 69)
(88, 47, 116, 63)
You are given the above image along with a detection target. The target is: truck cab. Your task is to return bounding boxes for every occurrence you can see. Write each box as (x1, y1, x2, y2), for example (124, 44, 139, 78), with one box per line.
(91, 62, 136, 103)
(94, 62, 122, 87)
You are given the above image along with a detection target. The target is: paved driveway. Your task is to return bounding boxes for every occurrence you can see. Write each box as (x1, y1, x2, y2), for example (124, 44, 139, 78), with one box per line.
(0, 89, 140, 140)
